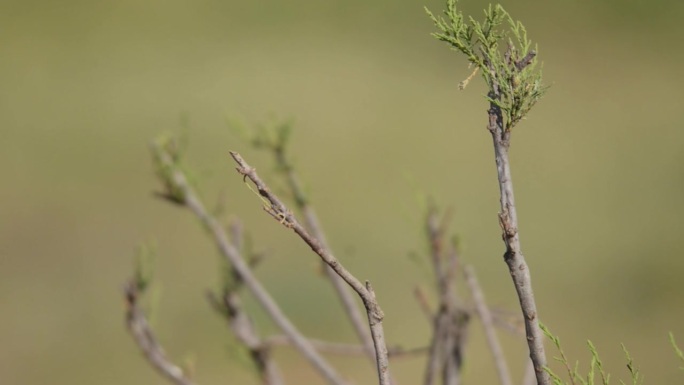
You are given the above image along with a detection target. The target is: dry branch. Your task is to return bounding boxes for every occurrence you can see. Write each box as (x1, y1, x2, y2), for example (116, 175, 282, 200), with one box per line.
(270, 144, 379, 367)
(124, 281, 196, 385)
(229, 151, 391, 385)
(486, 75, 549, 384)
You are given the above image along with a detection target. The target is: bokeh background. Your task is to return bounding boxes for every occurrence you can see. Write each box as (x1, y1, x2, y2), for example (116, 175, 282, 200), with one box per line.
(2, 0, 684, 384)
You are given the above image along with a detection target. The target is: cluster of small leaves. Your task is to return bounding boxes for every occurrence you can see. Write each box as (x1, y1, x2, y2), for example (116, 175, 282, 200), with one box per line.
(426, 0, 547, 130)
(620, 344, 642, 385)
(229, 117, 310, 206)
(151, 133, 188, 204)
(229, 118, 292, 156)
(250, 120, 293, 154)
(131, 242, 163, 326)
(541, 324, 644, 385)
(133, 242, 157, 293)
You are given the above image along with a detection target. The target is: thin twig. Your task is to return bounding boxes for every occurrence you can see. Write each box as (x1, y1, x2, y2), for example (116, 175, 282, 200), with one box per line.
(124, 281, 196, 385)
(229, 151, 391, 385)
(272, 146, 378, 365)
(464, 265, 513, 385)
(153, 145, 348, 385)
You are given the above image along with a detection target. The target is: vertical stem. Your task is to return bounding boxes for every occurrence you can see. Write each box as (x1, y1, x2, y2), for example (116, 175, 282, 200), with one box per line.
(488, 103, 549, 385)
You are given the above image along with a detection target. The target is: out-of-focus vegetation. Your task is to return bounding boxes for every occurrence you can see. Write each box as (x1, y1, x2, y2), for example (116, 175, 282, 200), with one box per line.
(1, 1, 683, 384)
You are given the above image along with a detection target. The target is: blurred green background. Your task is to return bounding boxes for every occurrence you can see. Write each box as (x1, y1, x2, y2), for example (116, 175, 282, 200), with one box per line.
(2, 0, 683, 384)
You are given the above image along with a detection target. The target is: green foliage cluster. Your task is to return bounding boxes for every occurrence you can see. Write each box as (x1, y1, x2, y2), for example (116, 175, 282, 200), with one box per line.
(230, 117, 311, 207)
(150, 133, 189, 205)
(541, 323, 642, 385)
(133, 242, 157, 293)
(426, 0, 547, 130)
(131, 242, 163, 326)
(230, 118, 294, 168)
(542, 325, 684, 385)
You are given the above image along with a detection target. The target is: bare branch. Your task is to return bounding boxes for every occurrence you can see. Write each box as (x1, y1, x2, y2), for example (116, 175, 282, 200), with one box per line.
(152, 144, 348, 385)
(124, 281, 196, 385)
(271, 145, 378, 366)
(366, 281, 391, 385)
(464, 265, 513, 385)
(229, 151, 391, 385)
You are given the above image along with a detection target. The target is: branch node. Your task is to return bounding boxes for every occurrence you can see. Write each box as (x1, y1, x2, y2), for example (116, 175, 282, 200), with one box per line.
(515, 50, 537, 71)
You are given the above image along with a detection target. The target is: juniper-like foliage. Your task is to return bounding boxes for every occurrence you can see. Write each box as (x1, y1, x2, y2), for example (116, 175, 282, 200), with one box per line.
(426, 0, 548, 131)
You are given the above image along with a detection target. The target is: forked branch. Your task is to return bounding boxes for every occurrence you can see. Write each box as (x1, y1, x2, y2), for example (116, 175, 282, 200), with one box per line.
(152, 142, 348, 385)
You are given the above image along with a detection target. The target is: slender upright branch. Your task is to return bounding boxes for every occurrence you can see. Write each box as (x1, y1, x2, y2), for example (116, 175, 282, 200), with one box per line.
(426, 2, 550, 383)
(464, 265, 513, 385)
(229, 151, 391, 385)
(152, 143, 348, 385)
(487, 77, 548, 384)
(124, 281, 196, 385)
